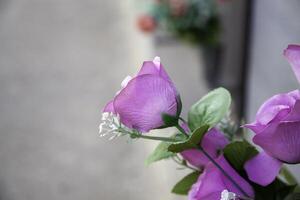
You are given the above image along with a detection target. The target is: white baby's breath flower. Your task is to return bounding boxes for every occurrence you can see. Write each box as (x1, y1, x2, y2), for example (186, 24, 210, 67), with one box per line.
(99, 112, 122, 140)
(220, 190, 237, 200)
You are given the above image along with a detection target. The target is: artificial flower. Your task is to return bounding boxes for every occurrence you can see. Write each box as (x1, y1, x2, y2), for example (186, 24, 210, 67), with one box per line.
(244, 89, 300, 164)
(102, 57, 181, 133)
(284, 44, 300, 84)
(244, 151, 282, 186)
(188, 156, 254, 200)
(181, 127, 229, 168)
(244, 46, 300, 185)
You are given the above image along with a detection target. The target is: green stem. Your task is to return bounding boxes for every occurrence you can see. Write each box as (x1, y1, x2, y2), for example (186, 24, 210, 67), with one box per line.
(179, 117, 188, 124)
(131, 133, 181, 143)
(175, 125, 189, 138)
(174, 118, 251, 199)
(172, 155, 200, 171)
(117, 127, 182, 143)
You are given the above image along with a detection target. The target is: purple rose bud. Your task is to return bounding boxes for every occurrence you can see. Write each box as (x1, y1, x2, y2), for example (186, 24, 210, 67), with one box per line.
(244, 89, 300, 164)
(284, 44, 300, 84)
(102, 57, 181, 133)
(188, 156, 254, 200)
(181, 127, 229, 168)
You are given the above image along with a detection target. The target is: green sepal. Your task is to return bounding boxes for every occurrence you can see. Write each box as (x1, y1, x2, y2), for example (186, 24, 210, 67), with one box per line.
(188, 87, 231, 131)
(176, 94, 182, 117)
(223, 141, 258, 172)
(162, 113, 179, 127)
(172, 171, 200, 195)
(158, 95, 182, 129)
(168, 125, 209, 153)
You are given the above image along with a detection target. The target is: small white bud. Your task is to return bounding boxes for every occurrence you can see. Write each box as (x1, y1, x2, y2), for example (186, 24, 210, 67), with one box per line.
(220, 190, 236, 200)
(153, 56, 161, 69)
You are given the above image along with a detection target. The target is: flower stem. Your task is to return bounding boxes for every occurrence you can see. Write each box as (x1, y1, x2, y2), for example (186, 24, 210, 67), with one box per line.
(174, 119, 251, 199)
(197, 146, 251, 199)
(172, 155, 200, 171)
(116, 127, 182, 143)
(179, 117, 188, 124)
(175, 125, 189, 138)
(131, 133, 181, 143)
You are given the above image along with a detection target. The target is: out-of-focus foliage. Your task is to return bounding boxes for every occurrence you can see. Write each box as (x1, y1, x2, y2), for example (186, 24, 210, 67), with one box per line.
(137, 0, 220, 45)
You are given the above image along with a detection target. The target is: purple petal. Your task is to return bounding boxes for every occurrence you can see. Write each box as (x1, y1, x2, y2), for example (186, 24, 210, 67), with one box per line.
(255, 93, 295, 125)
(285, 100, 300, 121)
(253, 121, 300, 163)
(138, 57, 181, 111)
(188, 168, 224, 200)
(243, 122, 267, 134)
(244, 93, 296, 134)
(113, 74, 177, 132)
(188, 156, 254, 200)
(103, 100, 115, 113)
(137, 57, 172, 83)
(284, 44, 300, 83)
(245, 151, 282, 186)
(288, 89, 300, 100)
(181, 128, 228, 168)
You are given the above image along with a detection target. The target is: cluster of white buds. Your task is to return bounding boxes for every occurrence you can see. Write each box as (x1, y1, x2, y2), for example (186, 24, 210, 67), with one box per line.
(220, 190, 237, 200)
(99, 112, 122, 140)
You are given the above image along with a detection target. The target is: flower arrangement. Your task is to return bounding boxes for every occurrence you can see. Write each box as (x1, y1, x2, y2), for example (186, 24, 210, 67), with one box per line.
(137, 0, 220, 45)
(99, 45, 300, 200)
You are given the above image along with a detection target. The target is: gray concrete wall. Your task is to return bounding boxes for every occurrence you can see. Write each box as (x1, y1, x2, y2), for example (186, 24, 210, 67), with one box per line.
(247, 0, 300, 181)
(0, 0, 207, 199)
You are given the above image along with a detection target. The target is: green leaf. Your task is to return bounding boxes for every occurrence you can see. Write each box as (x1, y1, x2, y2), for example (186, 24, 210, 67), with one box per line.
(295, 185, 300, 193)
(189, 125, 209, 145)
(145, 141, 175, 166)
(279, 167, 299, 186)
(254, 178, 297, 200)
(172, 171, 200, 195)
(284, 193, 300, 200)
(223, 141, 258, 171)
(188, 87, 231, 131)
(168, 126, 209, 153)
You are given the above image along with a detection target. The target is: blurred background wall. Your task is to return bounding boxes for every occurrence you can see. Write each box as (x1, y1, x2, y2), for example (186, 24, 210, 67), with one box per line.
(0, 0, 299, 200)
(0, 0, 200, 199)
